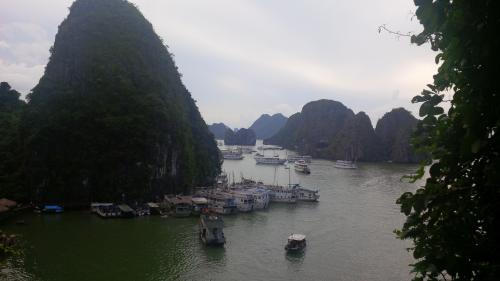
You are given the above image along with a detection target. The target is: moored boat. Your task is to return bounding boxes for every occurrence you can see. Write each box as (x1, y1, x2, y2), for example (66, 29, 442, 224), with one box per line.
(296, 186, 320, 202)
(268, 185, 297, 203)
(230, 190, 254, 212)
(246, 187, 271, 209)
(96, 204, 121, 218)
(206, 192, 237, 215)
(334, 160, 357, 169)
(254, 155, 286, 165)
(221, 149, 244, 160)
(199, 213, 226, 246)
(192, 197, 209, 215)
(165, 195, 192, 217)
(117, 204, 136, 218)
(287, 155, 312, 163)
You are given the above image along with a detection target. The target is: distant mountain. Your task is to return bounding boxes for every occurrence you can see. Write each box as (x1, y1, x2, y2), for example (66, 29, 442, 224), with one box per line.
(224, 128, 257, 146)
(375, 108, 423, 163)
(249, 113, 288, 139)
(265, 99, 421, 163)
(208, 123, 231, 139)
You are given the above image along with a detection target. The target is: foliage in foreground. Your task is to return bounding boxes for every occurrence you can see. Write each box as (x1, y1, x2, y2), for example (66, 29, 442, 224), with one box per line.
(397, 0, 500, 280)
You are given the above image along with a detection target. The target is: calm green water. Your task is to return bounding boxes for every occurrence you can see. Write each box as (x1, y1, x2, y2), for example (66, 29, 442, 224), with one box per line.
(1, 144, 419, 281)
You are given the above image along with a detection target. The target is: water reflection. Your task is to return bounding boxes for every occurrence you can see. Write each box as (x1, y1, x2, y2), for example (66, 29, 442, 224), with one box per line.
(200, 245, 226, 266)
(285, 250, 306, 264)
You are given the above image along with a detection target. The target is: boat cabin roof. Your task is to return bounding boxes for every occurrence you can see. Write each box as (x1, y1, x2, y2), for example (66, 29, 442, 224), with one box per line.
(147, 202, 159, 208)
(44, 205, 63, 210)
(117, 204, 134, 212)
(288, 234, 306, 241)
(192, 197, 208, 204)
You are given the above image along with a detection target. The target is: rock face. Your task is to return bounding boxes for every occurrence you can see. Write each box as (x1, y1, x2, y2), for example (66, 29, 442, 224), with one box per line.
(224, 128, 257, 146)
(328, 112, 384, 161)
(265, 99, 421, 163)
(23, 0, 220, 204)
(375, 108, 421, 163)
(208, 123, 231, 139)
(249, 113, 288, 139)
(0, 82, 26, 201)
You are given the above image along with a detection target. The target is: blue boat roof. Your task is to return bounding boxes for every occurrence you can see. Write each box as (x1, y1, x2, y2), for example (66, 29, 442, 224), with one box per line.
(44, 205, 63, 210)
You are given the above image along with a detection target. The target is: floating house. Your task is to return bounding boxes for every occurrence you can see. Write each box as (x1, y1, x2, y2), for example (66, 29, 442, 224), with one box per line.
(165, 196, 192, 217)
(117, 204, 135, 218)
(147, 202, 162, 215)
(192, 197, 209, 215)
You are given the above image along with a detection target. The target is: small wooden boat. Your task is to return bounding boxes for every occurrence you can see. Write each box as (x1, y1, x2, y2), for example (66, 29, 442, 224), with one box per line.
(285, 234, 306, 252)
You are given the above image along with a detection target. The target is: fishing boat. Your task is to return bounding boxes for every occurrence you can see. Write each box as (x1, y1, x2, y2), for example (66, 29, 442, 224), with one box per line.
(285, 234, 307, 252)
(294, 160, 311, 174)
(334, 160, 357, 169)
(254, 155, 286, 165)
(287, 155, 312, 163)
(199, 213, 226, 246)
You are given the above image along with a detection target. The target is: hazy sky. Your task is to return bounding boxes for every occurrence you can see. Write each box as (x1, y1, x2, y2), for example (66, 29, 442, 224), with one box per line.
(0, 0, 437, 128)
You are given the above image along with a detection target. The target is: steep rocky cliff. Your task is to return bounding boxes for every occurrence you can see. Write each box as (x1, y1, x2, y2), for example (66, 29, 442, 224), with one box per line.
(375, 108, 421, 163)
(23, 0, 220, 204)
(249, 113, 287, 139)
(208, 123, 231, 139)
(224, 128, 257, 146)
(265, 100, 420, 163)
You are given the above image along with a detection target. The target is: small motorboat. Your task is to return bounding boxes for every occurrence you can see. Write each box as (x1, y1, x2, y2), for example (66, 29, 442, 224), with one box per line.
(285, 234, 306, 252)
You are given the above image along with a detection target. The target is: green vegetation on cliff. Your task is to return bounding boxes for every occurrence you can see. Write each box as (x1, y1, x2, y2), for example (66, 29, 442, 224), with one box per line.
(208, 123, 231, 139)
(395, 0, 500, 279)
(0, 83, 26, 201)
(1, 0, 220, 205)
(265, 99, 420, 163)
(224, 128, 256, 146)
(249, 113, 288, 140)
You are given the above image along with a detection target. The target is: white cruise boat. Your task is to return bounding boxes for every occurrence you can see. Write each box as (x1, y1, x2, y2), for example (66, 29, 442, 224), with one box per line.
(294, 160, 311, 174)
(296, 186, 320, 202)
(221, 149, 244, 160)
(287, 155, 312, 163)
(230, 190, 255, 212)
(334, 160, 357, 169)
(268, 185, 297, 203)
(206, 192, 237, 215)
(254, 155, 286, 165)
(246, 187, 271, 209)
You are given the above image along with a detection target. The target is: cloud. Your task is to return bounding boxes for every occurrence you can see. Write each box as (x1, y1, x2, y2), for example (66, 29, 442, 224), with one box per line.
(0, 0, 439, 128)
(0, 58, 45, 95)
